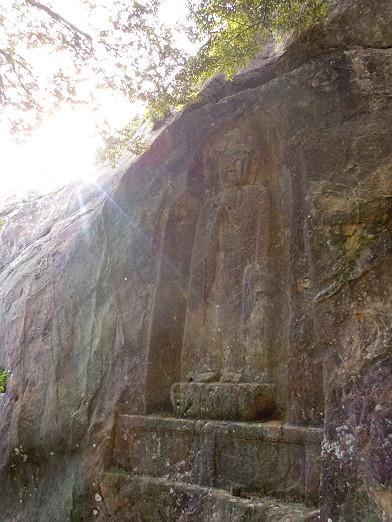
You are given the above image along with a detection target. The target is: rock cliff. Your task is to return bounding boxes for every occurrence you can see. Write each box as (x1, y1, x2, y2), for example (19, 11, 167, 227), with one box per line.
(1, 0, 392, 520)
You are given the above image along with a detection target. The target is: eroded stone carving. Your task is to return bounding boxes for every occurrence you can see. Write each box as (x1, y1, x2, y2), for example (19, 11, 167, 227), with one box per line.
(167, 128, 281, 421)
(182, 129, 269, 385)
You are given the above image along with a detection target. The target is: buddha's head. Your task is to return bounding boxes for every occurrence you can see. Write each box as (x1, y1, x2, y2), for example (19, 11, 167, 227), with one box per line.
(213, 129, 259, 189)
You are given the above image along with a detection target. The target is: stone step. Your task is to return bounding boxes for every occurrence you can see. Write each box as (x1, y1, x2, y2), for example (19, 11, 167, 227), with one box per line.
(171, 382, 277, 421)
(100, 471, 320, 521)
(114, 414, 322, 504)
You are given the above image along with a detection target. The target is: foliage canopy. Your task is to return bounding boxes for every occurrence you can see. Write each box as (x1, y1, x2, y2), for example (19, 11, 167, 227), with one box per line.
(0, 369, 7, 393)
(0, 0, 329, 161)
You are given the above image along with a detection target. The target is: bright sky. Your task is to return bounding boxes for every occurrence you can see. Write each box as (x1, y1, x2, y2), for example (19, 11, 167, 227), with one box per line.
(0, 0, 189, 198)
(0, 99, 142, 196)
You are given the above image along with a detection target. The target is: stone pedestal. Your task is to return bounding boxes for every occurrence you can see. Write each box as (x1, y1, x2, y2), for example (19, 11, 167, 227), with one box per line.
(170, 382, 276, 421)
(102, 414, 322, 520)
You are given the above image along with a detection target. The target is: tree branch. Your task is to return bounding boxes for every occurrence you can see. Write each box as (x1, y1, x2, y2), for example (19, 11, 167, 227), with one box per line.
(25, 0, 94, 52)
(0, 73, 6, 104)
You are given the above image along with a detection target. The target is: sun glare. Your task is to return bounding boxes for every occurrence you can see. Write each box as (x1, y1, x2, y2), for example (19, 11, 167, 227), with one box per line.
(2, 110, 100, 197)
(0, 0, 191, 200)
(1, 92, 144, 199)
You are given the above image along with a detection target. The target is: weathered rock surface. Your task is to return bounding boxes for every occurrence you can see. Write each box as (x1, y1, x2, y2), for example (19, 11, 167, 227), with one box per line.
(1, 0, 392, 520)
(100, 472, 320, 521)
(114, 415, 322, 503)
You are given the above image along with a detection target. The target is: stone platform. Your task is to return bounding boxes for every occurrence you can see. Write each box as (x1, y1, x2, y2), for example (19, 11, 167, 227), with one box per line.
(101, 472, 320, 521)
(113, 414, 322, 505)
(170, 382, 277, 421)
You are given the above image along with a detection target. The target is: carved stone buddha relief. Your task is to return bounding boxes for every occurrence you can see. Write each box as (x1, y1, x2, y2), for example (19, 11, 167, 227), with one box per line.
(181, 126, 275, 386)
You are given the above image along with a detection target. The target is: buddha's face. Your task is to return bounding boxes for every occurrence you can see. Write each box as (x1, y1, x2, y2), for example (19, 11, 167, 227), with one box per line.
(217, 144, 258, 189)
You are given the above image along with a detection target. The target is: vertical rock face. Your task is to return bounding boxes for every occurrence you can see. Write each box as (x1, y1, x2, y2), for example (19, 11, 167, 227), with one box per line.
(1, 0, 392, 520)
